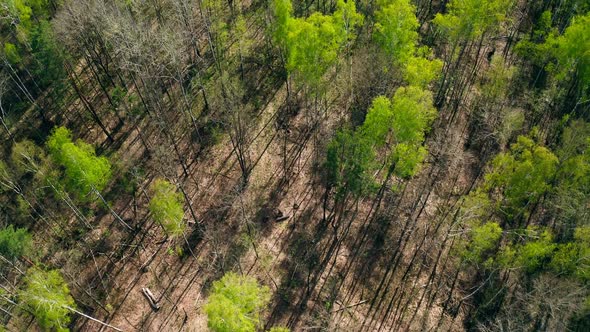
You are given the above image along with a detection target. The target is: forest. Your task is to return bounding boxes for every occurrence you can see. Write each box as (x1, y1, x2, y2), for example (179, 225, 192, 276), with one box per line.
(0, 0, 589, 331)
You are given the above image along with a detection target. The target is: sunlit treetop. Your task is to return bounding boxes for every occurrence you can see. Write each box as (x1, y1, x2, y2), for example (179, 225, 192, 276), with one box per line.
(204, 272, 270, 332)
(272, 0, 363, 88)
(433, 0, 515, 41)
(358, 86, 437, 179)
(360, 96, 393, 147)
(47, 126, 112, 199)
(19, 267, 76, 332)
(390, 86, 437, 145)
(403, 53, 443, 88)
(148, 179, 185, 237)
(461, 221, 503, 265)
(484, 134, 559, 212)
(373, 0, 419, 65)
(271, 0, 293, 48)
(547, 12, 590, 93)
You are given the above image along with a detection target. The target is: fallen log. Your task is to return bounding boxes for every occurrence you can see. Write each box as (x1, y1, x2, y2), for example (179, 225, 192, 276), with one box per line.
(141, 287, 160, 311)
(275, 214, 290, 222)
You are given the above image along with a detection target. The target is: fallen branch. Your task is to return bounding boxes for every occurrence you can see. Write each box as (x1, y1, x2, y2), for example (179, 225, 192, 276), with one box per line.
(332, 300, 368, 313)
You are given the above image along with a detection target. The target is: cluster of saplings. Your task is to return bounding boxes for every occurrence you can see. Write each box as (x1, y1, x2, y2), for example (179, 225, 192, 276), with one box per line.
(0, 0, 588, 330)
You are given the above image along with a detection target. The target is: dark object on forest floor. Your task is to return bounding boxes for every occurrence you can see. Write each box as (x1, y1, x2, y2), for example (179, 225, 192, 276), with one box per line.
(141, 287, 160, 311)
(274, 209, 290, 222)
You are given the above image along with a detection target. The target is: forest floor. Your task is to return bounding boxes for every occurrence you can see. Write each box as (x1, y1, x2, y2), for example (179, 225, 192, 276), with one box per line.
(0, 3, 507, 332)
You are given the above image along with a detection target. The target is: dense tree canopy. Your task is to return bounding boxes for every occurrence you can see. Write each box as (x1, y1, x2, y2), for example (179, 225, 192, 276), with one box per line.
(47, 126, 112, 200)
(433, 0, 515, 41)
(272, 0, 363, 88)
(204, 272, 270, 332)
(19, 267, 76, 332)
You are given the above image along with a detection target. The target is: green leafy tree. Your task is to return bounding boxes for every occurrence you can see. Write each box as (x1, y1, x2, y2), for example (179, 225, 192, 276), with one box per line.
(403, 52, 443, 88)
(389, 86, 437, 145)
(373, 0, 418, 65)
(373, 0, 442, 87)
(356, 86, 437, 179)
(514, 10, 553, 66)
(391, 143, 428, 179)
(19, 267, 76, 332)
(31, 20, 67, 91)
(326, 129, 377, 199)
(547, 12, 590, 94)
(513, 228, 556, 273)
(432, 0, 514, 42)
(389, 86, 437, 178)
(148, 179, 185, 237)
(0, 225, 32, 260)
(3, 42, 21, 65)
(273, 0, 362, 89)
(484, 134, 559, 216)
(271, 0, 293, 49)
(552, 120, 590, 226)
(204, 272, 271, 332)
(47, 126, 112, 200)
(462, 222, 503, 264)
(359, 96, 394, 146)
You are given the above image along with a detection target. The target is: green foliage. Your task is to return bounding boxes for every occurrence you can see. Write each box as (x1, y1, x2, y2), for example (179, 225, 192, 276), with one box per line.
(484, 135, 558, 214)
(548, 226, 590, 280)
(462, 222, 503, 264)
(359, 96, 393, 146)
(373, 0, 442, 87)
(460, 191, 494, 224)
(287, 13, 337, 86)
(0, 225, 32, 260)
(432, 0, 514, 41)
(356, 86, 437, 180)
(204, 272, 271, 332)
(19, 267, 76, 332)
(1, 0, 50, 43)
(274, 0, 363, 88)
(47, 127, 112, 199)
(31, 20, 67, 90)
(514, 11, 553, 65)
(3, 42, 21, 65)
(392, 143, 427, 179)
(403, 54, 443, 88)
(326, 129, 376, 199)
(547, 12, 590, 92)
(550, 242, 580, 275)
(373, 0, 418, 65)
(550, 121, 590, 226)
(268, 327, 290, 332)
(513, 228, 556, 273)
(271, 0, 293, 49)
(517, 12, 590, 94)
(390, 86, 437, 145)
(148, 179, 185, 237)
(480, 56, 516, 101)
(573, 227, 590, 280)
(332, 0, 363, 41)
